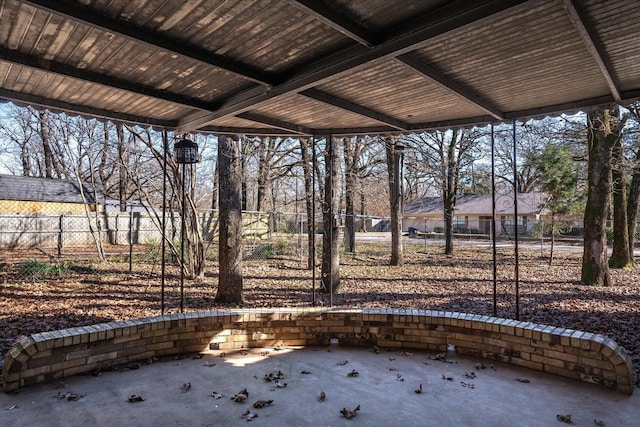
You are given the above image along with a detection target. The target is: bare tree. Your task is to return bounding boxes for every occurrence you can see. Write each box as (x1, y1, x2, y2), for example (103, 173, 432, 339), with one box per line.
(582, 107, 627, 285)
(216, 135, 244, 304)
(299, 137, 316, 269)
(625, 102, 640, 256)
(320, 136, 341, 294)
(384, 135, 404, 265)
(401, 128, 483, 255)
(342, 136, 385, 252)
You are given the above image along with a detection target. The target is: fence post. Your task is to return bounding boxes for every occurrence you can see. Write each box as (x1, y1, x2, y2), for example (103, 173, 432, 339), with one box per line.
(57, 214, 64, 256)
(129, 210, 134, 274)
(115, 213, 120, 245)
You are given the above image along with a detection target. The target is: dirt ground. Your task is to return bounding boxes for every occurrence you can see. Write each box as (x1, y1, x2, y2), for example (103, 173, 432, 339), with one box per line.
(1, 244, 639, 387)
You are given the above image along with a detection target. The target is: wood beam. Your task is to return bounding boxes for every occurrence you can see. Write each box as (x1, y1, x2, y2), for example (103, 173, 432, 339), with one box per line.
(236, 112, 312, 135)
(397, 54, 504, 120)
(288, 0, 378, 47)
(562, 0, 621, 102)
(290, 0, 504, 121)
(0, 47, 214, 111)
(0, 88, 174, 128)
(177, 0, 530, 132)
(301, 89, 408, 131)
(22, 0, 276, 87)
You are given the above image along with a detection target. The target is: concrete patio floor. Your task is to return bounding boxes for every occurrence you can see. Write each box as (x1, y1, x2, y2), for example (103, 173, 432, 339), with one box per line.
(1, 345, 638, 427)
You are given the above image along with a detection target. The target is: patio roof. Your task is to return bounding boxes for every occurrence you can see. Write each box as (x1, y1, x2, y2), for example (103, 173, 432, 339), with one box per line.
(0, 0, 639, 136)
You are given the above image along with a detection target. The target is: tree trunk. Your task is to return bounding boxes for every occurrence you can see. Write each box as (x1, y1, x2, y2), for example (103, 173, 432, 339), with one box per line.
(256, 137, 269, 212)
(626, 159, 640, 257)
(609, 134, 634, 268)
(343, 137, 356, 253)
(443, 130, 459, 256)
(116, 123, 127, 212)
(215, 135, 244, 304)
(386, 136, 403, 266)
(320, 136, 340, 294)
(299, 137, 315, 270)
(39, 111, 54, 178)
(582, 108, 617, 285)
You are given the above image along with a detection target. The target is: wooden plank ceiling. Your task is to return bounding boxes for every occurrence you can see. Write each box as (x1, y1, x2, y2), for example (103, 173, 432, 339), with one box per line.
(0, 0, 638, 136)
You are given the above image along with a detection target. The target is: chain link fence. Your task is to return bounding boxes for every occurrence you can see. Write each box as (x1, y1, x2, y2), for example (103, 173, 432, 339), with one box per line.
(0, 207, 594, 283)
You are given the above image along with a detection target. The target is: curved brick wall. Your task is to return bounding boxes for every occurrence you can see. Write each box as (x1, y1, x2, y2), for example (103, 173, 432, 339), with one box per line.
(2, 308, 634, 394)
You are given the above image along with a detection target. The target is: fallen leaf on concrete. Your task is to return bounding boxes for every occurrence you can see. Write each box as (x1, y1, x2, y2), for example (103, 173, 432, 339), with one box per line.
(203, 361, 215, 367)
(232, 389, 249, 402)
(373, 345, 380, 354)
(594, 419, 605, 426)
(465, 372, 477, 379)
(460, 381, 475, 389)
(300, 370, 311, 374)
(253, 400, 273, 408)
(340, 404, 360, 419)
(128, 395, 144, 402)
(319, 391, 326, 402)
(337, 360, 348, 366)
(180, 382, 191, 392)
(211, 391, 223, 399)
(347, 369, 359, 377)
(441, 374, 453, 381)
(475, 363, 486, 370)
(556, 414, 573, 424)
(396, 374, 404, 382)
(515, 378, 530, 383)
(274, 380, 288, 388)
(402, 352, 413, 357)
(5, 404, 17, 410)
(388, 356, 396, 361)
(242, 410, 258, 421)
(264, 371, 285, 382)
(415, 384, 423, 394)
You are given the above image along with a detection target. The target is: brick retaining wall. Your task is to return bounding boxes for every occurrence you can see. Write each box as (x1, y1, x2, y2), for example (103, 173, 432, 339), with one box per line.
(2, 308, 634, 394)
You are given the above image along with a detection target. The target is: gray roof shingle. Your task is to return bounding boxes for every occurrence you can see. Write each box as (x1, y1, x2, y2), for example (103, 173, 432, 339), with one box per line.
(404, 193, 547, 216)
(0, 174, 102, 205)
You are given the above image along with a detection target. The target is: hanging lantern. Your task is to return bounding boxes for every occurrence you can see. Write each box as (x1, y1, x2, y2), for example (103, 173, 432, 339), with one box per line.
(393, 141, 406, 152)
(174, 136, 199, 164)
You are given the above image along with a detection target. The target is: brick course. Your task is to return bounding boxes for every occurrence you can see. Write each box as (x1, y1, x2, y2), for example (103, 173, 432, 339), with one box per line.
(2, 308, 634, 394)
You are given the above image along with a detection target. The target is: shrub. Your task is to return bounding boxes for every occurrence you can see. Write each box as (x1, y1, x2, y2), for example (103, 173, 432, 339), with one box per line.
(255, 245, 276, 258)
(19, 260, 68, 277)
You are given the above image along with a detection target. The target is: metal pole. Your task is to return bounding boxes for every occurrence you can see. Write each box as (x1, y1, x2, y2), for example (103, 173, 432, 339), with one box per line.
(329, 134, 333, 308)
(512, 120, 520, 321)
(180, 162, 186, 313)
(128, 209, 133, 274)
(161, 131, 167, 315)
(491, 123, 497, 317)
(312, 135, 317, 307)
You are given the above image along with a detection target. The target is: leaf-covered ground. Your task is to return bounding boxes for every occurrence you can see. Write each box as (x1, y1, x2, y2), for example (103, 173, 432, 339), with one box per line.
(1, 244, 639, 387)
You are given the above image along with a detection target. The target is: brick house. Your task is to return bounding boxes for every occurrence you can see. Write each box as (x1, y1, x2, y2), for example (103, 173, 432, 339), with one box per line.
(403, 192, 548, 235)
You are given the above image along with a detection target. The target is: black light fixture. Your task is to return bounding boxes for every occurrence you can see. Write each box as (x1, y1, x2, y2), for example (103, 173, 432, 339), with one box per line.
(174, 136, 199, 164)
(393, 140, 406, 152)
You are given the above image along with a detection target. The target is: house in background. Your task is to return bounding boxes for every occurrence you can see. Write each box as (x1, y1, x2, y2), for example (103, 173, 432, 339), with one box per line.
(0, 174, 102, 213)
(403, 192, 548, 236)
